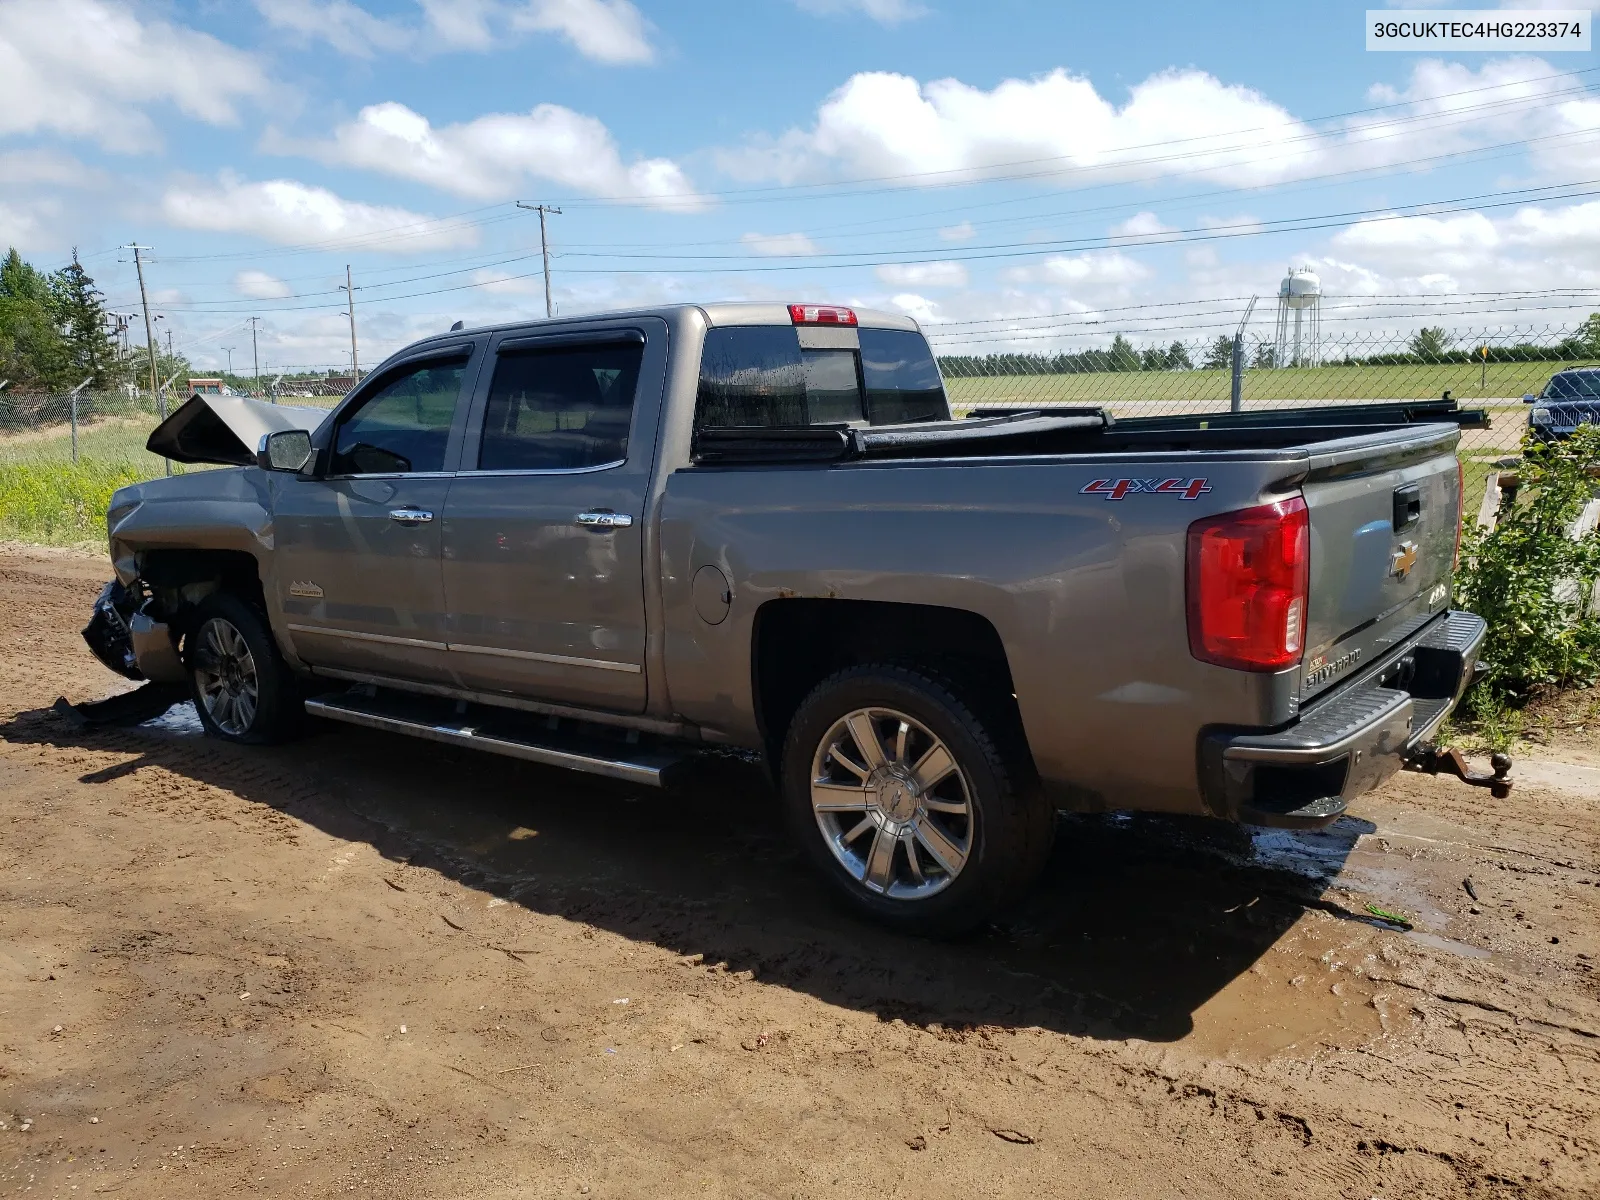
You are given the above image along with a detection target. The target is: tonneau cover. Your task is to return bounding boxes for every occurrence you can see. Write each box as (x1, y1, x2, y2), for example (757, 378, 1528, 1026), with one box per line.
(146, 393, 327, 466)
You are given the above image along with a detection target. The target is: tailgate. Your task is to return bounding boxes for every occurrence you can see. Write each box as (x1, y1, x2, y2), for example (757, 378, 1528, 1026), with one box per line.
(1299, 426, 1460, 701)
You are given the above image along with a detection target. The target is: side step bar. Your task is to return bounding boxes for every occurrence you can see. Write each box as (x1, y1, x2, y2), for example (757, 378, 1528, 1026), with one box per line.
(305, 693, 684, 787)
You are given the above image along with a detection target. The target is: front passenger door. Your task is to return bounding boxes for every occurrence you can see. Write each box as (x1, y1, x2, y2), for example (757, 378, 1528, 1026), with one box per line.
(272, 348, 476, 683)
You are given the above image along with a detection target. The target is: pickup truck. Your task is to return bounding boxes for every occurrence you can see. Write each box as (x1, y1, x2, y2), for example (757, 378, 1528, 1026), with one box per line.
(84, 302, 1487, 934)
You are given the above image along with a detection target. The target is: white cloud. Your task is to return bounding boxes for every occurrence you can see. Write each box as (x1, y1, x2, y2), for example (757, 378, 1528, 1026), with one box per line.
(161, 175, 480, 251)
(938, 221, 976, 242)
(799, 0, 927, 24)
(740, 231, 820, 256)
(0, 0, 269, 151)
(280, 101, 702, 208)
(720, 58, 1590, 194)
(235, 270, 295, 299)
(0, 201, 48, 248)
(1108, 212, 1178, 242)
(1332, 199, 1600, 277)
(0, 149, 104, 188)
(253, 0, 653, 63)
(886, 293, 939, 323)
(508, 0, 653, 64)
(1005, 251, 1151, 287)
(252, 0, 415, 56)
(875, 261, 969, 288)
(721, 67, 1320, 189)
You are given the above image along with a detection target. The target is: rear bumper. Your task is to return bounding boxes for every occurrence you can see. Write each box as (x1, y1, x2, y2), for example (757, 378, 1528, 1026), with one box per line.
(1199, 609, 1487, 829)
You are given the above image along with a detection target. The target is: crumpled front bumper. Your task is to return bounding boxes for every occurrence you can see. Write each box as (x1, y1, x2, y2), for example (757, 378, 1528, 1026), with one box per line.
(1199, 609, 1487, 829)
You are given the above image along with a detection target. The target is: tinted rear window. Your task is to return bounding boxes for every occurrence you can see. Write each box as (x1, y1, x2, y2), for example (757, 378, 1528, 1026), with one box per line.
(860, 328, 948, 424)
(696, 325, 947, 429)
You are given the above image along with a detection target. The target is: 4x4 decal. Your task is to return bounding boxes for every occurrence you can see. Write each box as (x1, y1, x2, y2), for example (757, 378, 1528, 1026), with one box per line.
(1080, 477, 1213, 501)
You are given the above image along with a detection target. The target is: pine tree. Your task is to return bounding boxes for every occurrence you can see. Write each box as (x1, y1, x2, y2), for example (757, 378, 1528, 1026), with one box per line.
(0, 247, 66, 390)
(50, 250, 121, 389)
(1202, 334, 1233, 371)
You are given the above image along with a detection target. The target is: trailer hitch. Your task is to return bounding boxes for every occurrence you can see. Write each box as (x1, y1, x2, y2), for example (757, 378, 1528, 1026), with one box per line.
(1405, 745, 1513, 798)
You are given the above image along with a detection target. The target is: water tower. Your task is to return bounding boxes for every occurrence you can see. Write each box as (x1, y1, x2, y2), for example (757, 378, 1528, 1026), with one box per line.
(1274, 267, 1322, 367)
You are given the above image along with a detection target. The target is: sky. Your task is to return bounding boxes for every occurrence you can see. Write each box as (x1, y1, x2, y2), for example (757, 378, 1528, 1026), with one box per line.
(3, 0, 1599, 377)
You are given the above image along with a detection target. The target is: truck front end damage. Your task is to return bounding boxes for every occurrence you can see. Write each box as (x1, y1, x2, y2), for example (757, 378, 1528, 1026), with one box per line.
(80, 391, 324, 689)
(82, 577, 188, 684)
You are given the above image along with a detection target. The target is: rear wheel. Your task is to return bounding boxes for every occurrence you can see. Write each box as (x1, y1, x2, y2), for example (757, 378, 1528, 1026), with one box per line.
(187, 593, 301, 744)
(781, 664, 1054, 936)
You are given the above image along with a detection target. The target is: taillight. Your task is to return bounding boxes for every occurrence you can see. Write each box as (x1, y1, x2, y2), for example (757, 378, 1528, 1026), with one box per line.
(1186, 497, 1309, 671)
(1454, 459, 1464, 571)
(788, 304, 857, 326)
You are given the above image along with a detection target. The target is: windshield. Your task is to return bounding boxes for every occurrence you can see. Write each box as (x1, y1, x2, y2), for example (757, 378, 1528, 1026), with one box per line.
(696, 325, 948, 428)
(1542, 372, 1600, 399)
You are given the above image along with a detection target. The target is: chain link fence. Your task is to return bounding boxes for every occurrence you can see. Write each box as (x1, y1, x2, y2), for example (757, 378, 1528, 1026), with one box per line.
(0, 318, 1591, 541)
(932, 323, 1594, 460)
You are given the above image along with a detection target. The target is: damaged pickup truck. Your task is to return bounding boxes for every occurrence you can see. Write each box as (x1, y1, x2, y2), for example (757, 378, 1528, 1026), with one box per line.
(86, 302, 1491, 933)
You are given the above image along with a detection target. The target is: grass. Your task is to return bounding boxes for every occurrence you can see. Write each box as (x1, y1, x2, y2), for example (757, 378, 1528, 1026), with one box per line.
(0, 458, 152, 544)
(0, 417, 179, 545)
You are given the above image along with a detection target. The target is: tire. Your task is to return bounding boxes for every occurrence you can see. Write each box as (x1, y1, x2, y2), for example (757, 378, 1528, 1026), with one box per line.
(185, 592, 302, 745)
(780, 664, 1055, 937)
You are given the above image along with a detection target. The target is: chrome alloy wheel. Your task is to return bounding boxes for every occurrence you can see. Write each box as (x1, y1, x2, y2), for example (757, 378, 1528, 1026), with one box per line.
(192, 617, 260, 736)
(810, 707, 973, 900)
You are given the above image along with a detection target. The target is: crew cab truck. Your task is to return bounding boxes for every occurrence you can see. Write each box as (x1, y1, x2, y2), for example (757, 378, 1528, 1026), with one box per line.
(87, 302, 1486, 935)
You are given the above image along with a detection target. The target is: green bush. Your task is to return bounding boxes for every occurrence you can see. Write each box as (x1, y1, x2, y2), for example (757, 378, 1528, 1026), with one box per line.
(0, 459, 149, 545)
(1455, 425, 1600, 705)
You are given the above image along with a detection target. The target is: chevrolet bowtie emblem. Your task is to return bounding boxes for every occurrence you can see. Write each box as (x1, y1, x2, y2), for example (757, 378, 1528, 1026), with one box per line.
(1391, 541, 1419, 579)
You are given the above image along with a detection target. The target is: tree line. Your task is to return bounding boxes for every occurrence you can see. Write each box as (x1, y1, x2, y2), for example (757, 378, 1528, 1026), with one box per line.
(0, 246, 189, 395)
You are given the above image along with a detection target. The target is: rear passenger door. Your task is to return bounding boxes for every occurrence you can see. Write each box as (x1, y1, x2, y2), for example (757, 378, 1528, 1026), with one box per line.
(440, 321, 668, 713)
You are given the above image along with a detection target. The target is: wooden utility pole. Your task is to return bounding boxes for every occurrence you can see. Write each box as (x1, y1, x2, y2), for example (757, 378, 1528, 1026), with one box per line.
(127, 245, 159, 400)
(516, 202, 562, 317)
(250, 316, 261, 391)
(340, 266, 359, 381)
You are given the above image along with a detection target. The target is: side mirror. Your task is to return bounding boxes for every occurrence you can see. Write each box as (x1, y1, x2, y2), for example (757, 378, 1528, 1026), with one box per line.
(1524, 394, 1537, 404)
(256, 429, 313, 473)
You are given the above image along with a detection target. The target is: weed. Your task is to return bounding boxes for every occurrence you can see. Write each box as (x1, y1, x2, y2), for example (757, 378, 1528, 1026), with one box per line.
(1455, 425, 1600, 727)
(1365, 903, 1413, 928)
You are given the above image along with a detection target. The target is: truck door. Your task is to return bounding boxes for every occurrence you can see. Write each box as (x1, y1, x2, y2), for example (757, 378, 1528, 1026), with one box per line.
(271, 345, 478, 683)
(439, 321, 667, 714)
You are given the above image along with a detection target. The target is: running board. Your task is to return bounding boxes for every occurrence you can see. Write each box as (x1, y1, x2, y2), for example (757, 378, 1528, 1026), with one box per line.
(304, 693, 684, 787)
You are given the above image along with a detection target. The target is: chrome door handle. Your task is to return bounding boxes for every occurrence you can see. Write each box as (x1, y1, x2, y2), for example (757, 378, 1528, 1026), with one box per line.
(576, 512, 633, 529)
(388, 508, 434, 524)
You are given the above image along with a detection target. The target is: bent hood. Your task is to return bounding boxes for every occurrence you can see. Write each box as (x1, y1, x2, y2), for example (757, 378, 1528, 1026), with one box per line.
(146, 392, 327, 466)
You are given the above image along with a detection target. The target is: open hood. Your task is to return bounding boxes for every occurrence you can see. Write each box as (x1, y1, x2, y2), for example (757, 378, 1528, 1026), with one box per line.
(146, 393, 328, 466)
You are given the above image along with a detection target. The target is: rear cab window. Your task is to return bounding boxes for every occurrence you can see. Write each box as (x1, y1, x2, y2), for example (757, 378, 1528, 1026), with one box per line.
(696, 324, 948, 430)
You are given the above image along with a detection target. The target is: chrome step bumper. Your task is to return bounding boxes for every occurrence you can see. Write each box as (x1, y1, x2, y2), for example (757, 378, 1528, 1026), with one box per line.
(305, 692, 685, 787)
(1200, 610, 1488, 829)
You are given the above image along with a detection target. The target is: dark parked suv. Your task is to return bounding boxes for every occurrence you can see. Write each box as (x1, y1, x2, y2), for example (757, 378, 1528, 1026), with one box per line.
(1526, 368, 1600, 440)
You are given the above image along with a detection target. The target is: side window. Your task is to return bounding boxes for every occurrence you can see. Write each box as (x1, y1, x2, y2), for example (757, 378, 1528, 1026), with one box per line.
(478, 340, 644, 471)
(332, 359, 466, 475)
(860, 328, 948, 424)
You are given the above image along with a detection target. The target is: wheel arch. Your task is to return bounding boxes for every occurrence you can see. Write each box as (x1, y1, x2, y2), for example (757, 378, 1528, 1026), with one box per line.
(751, 598, 1033, 779)
(137, 547, 268, 630)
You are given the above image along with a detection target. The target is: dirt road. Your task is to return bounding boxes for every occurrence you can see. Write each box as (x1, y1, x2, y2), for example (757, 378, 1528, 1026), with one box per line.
(0, 543, 1596, 1198)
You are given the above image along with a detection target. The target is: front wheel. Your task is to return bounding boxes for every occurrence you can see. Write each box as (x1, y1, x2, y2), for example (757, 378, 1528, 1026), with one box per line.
(780, 664, 1054, 937)
(187, 593, 302, 744)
